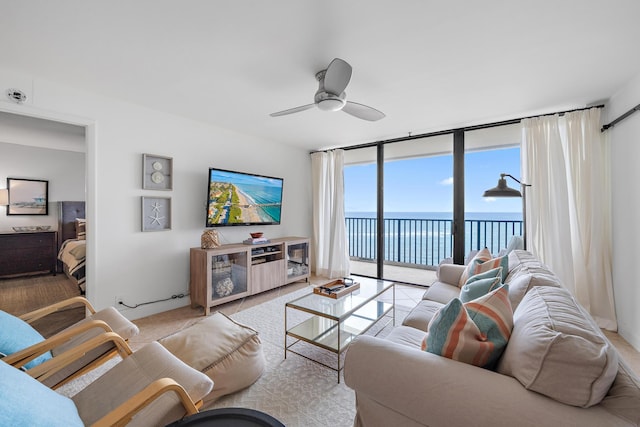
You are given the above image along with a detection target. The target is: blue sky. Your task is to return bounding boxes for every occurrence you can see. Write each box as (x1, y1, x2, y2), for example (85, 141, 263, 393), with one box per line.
(210, 169, 282, 188)
(344, 146, 522, 213)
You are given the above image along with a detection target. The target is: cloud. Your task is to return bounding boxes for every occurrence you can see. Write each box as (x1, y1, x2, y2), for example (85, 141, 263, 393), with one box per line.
(484, 197, 496, 202)
(439, 177, 454, 186)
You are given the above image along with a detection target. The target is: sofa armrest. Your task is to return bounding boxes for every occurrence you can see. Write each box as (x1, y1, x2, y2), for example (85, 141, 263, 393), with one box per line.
(436, 263, 466, 287)
(344, 336, 622, 427)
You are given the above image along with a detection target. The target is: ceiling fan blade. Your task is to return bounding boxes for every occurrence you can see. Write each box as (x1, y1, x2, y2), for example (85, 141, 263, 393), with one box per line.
(323, 58, 352, 95)
(270, 104, 315, 117)
(342, 101, 385, 121)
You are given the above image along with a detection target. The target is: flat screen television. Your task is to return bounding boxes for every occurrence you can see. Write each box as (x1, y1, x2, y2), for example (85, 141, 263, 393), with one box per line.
(206, 168, 283, 227)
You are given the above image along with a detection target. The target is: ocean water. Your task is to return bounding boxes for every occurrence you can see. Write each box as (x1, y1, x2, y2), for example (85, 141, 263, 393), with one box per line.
(345, 211, 523, 266)
(237, 183, 283, 222)
(346, 211, 523, 221)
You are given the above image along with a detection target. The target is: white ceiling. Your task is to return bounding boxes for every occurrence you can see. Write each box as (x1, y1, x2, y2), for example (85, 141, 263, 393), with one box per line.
(1, 1, 639, 151)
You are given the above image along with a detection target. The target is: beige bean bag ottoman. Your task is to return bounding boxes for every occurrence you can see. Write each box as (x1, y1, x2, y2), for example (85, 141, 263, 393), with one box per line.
(158, 311, 265, 404)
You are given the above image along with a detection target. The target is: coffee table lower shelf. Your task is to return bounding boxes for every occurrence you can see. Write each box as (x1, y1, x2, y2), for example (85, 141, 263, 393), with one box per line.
(285, 299, 394, 382)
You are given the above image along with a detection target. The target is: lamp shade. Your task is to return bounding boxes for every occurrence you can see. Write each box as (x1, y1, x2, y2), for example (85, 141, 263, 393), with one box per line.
(483, 177, 522, 198)
(0, 189, 8, 205)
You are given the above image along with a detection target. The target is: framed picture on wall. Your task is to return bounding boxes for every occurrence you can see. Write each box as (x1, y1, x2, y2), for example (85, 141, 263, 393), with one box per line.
(141, 196, 171, 231)
(142, 154, 173, 190)
(7, 178, 49, 215)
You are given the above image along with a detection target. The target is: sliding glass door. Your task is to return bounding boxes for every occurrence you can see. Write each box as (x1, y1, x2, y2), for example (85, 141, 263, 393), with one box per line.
(344, 146, 379, 278)
(382, 136, 453, 285)
(344, 135, 455, 286)
(464, 125, 523, 256)
(343, 124, 523, 286)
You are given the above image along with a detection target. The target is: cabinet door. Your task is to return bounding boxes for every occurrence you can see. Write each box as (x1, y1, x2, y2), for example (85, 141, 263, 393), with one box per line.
(190, 247, 251, 315)
(251, 260, 284, 294)
(285, 240, 310, 283)
(210, 253, 249, 300)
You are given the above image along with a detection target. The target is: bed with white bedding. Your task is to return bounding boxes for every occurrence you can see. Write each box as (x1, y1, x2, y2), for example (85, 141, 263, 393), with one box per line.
(57, 201, 86, 292)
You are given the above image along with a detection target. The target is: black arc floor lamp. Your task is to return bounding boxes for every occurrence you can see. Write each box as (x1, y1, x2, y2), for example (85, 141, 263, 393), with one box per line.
(483, 173, 531, 250)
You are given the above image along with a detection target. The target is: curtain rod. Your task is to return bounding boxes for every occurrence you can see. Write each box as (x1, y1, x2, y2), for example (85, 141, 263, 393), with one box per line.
(334, 104, 605, 152)
(601, 103, 640, 132)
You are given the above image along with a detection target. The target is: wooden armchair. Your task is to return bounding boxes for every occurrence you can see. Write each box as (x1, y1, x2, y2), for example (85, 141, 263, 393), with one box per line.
(0, 337, 213, 426)
(18, 296, 99, 324)
(1, 296, 139, 388)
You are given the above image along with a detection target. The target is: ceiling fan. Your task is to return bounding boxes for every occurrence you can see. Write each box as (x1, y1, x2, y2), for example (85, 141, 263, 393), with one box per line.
(270, 58, 385, 121)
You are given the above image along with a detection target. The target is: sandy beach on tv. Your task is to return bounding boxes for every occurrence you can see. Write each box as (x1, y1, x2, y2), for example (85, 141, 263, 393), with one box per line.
(235, 190, 268, 223)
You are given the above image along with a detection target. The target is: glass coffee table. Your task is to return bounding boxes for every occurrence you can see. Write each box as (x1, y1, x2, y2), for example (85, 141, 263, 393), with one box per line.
(284, 277, 395, 382)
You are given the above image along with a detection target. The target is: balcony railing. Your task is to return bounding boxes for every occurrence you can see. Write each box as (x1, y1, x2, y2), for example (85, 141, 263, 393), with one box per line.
(346, 216, 523, 268)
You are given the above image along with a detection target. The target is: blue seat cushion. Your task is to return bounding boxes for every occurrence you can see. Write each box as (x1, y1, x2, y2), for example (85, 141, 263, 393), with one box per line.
(0, 310, 52, 369)
(0, 360, 83, 426)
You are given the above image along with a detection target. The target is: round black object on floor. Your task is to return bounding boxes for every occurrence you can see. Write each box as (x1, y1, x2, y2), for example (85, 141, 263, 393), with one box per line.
(166, 408, 285, 427)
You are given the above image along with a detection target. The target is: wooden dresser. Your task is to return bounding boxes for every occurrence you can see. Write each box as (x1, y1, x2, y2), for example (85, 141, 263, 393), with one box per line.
(0, 231, 58, 278)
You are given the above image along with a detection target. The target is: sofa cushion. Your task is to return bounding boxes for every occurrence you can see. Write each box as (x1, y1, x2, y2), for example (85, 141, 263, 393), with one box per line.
(497, 236, 525, 257)
(505, 272, 561, 311)
(402, 300, 444, 331)
(44, 306, 140, 388)
(600, 358, 640, 424)
(72, 341, 213, 426)
(0, 310, 52, 369)
(458, 248, 492, 286)
(422, 281, 460, 305)
(505, 250, 556, 283)
(497, 286, 618, 408)
(459, 276, 502, 303)
(385, 325, 427, 348)
(422, 285, 512, 369)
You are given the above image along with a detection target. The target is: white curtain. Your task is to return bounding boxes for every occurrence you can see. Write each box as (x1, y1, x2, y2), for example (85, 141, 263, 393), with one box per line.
(522, 108, 617, 330)
(311, 149, 350, 278)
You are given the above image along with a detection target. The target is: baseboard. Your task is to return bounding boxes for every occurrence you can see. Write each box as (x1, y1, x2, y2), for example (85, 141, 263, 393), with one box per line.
(618, 325, 640, 353)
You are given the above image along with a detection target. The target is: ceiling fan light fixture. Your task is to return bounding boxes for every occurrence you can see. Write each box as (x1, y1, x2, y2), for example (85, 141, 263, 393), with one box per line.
(270, 57, 385, 120)
(317, 97, 345, 112)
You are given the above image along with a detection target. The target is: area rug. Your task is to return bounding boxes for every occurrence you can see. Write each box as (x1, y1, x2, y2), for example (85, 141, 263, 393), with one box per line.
(59, 287, 409, 426)
(202, 288, 407, 426)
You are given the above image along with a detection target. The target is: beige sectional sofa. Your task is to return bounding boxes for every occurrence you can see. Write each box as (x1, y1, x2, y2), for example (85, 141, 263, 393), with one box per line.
(344, 250, 640, 427)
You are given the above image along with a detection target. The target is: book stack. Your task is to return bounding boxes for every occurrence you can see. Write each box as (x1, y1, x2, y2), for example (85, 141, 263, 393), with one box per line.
(243, 237, 270, 245)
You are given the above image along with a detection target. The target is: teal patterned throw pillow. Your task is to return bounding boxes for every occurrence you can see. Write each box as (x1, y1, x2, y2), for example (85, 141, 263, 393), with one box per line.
(422, 285, 513, 369)
(460, 276, 502, 303)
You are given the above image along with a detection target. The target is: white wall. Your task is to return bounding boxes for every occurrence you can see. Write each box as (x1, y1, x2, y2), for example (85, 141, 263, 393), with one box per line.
(608, 71, 640, 351)
(0, 141, 85, 231)
(0, 68, 313, 320)
(0, 111, 86, 152)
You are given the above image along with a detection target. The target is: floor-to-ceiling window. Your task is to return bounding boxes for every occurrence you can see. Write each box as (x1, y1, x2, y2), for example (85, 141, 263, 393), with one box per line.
(464, 125, 522, 255)
(344, 124, 523, 286)
(382, 136, 453, 285)
(344, 146, 379, 278)
(344, 135, 454, 286)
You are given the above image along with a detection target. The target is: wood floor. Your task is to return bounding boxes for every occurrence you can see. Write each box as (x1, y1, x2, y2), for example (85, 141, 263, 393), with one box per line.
(0, 273, 85, 337)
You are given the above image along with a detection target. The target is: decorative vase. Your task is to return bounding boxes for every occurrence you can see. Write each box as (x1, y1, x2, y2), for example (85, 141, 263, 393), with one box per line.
(201, 229, 220, 249)
(215, 277, 234, 297)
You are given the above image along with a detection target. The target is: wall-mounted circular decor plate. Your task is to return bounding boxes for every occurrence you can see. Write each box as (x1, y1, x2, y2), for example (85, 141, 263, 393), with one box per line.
(143, 154, 172, 190)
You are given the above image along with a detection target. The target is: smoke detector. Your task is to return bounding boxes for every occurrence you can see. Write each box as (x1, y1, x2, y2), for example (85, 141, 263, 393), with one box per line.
(6, 88, 27, 104)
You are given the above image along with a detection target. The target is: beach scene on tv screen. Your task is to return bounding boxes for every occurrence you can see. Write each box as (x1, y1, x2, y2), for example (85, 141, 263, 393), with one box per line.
(207, 170, 282, 225)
